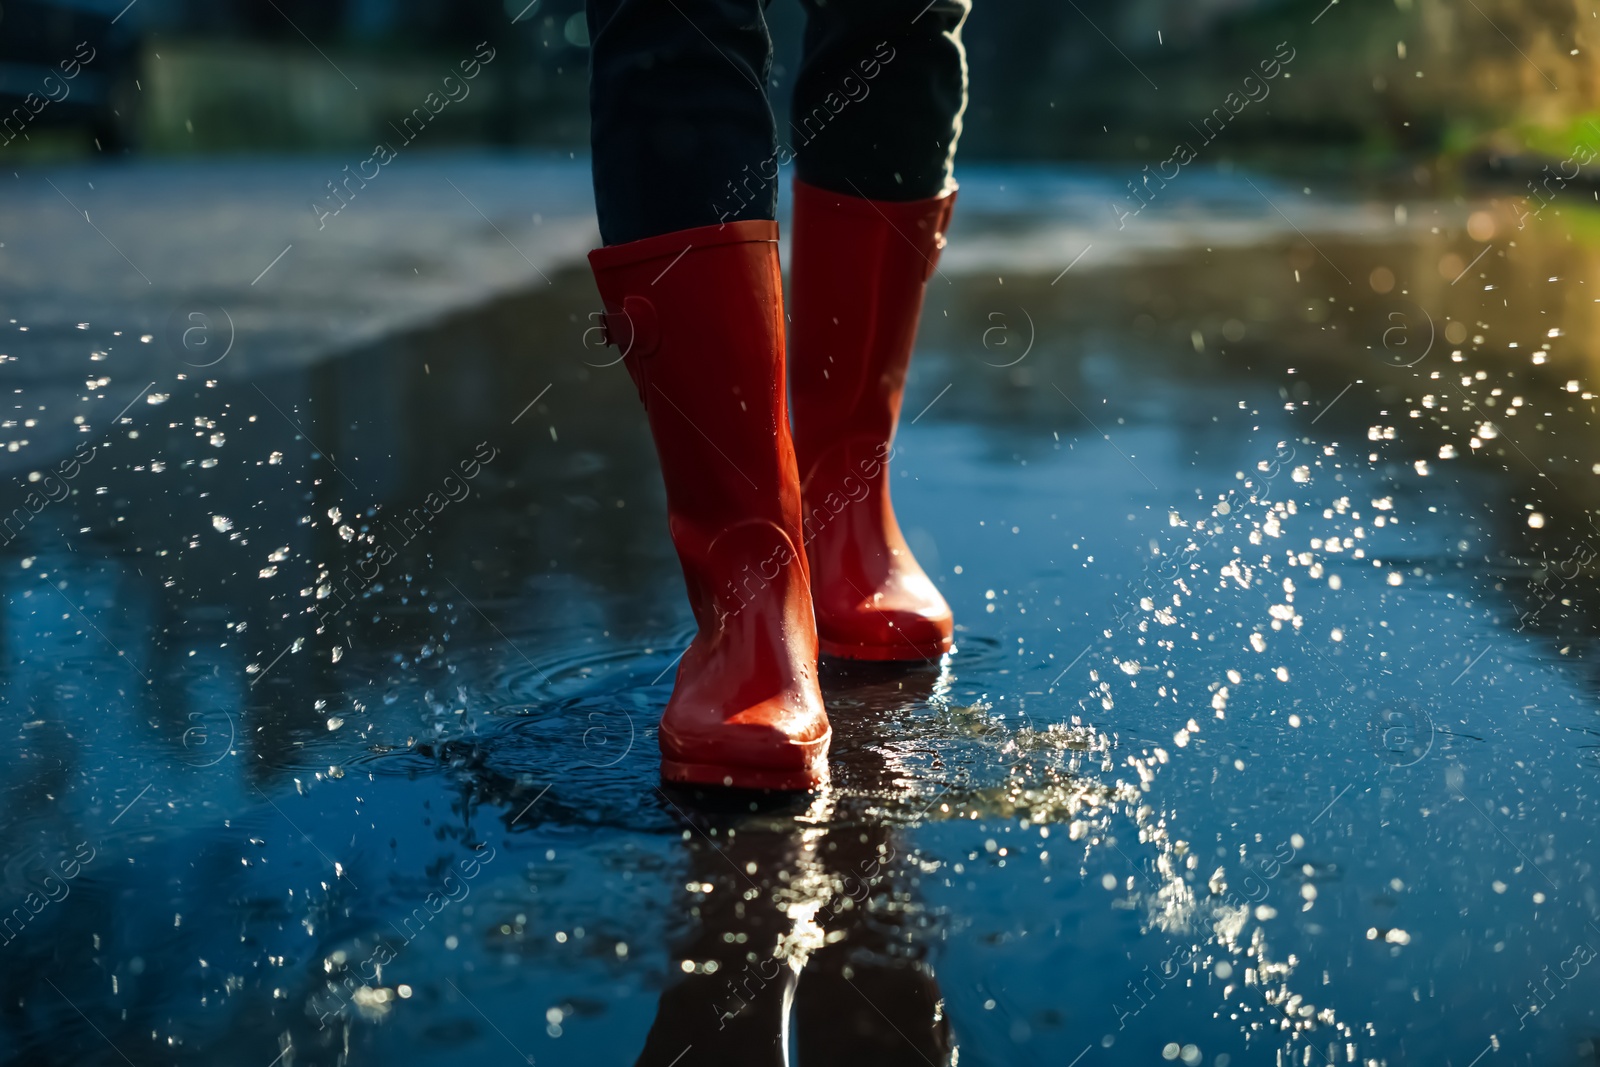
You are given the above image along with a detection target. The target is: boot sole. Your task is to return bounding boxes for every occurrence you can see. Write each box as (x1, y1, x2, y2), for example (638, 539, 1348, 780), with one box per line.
(660, 726, 832, 791)
(661, 755, 828, 792)
(818, 636, 952, 662)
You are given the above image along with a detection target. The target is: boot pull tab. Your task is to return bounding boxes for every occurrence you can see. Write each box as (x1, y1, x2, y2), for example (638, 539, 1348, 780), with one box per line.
(602, 295, 661, 358)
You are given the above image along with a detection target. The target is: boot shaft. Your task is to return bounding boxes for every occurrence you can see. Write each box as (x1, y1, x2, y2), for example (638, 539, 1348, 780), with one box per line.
(787, 180, 956, 481)
(588, 220, 812, 625)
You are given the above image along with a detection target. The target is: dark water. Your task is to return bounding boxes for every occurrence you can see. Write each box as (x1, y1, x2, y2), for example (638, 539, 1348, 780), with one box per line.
(2, 173, 1599, 1066)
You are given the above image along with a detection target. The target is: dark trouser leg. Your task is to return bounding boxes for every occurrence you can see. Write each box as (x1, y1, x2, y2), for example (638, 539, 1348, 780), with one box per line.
(586, 0, 778, 245)
(791, 0, 970, 200)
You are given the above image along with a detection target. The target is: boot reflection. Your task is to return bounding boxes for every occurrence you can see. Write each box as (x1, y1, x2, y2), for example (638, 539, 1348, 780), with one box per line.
(636, 660, 953, 1066)
(632, 787, 825, 1067)
(797, 659, 951, 1065)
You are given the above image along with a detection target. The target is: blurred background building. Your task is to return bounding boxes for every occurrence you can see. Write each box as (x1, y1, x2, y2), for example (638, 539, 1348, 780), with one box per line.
(2, 0, 1595, 173)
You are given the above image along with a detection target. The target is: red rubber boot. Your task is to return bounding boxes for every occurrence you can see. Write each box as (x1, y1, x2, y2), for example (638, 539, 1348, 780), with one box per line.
(590, 221, 831, 790)
(788, 180, 957, 662)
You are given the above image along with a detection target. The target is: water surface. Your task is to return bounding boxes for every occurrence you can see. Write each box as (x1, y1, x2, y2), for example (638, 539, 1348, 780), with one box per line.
(2, 169, 1598, 1066)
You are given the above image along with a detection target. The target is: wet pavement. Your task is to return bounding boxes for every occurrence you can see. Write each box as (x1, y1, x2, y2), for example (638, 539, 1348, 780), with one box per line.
(1, 158, 1599, 1066)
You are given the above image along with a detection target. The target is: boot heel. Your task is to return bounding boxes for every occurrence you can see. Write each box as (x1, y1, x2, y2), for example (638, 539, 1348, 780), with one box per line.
(661, 750, 829, 792)
(817, 636, 953, 663)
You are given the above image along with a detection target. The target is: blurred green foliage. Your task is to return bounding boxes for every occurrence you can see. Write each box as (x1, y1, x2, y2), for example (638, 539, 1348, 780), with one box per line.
(6, 0, 1594, 167)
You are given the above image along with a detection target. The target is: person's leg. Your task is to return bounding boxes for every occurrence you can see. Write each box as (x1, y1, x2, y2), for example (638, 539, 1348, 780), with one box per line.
(587, 0, 779, 244)
(786, 0, 970, 661)
(585, 0, 830, 788)
(789, 0, 968, 200)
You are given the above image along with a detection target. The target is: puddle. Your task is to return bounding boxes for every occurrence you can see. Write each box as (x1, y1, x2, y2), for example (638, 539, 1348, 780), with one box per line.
(1, 175, 1598, 1066)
